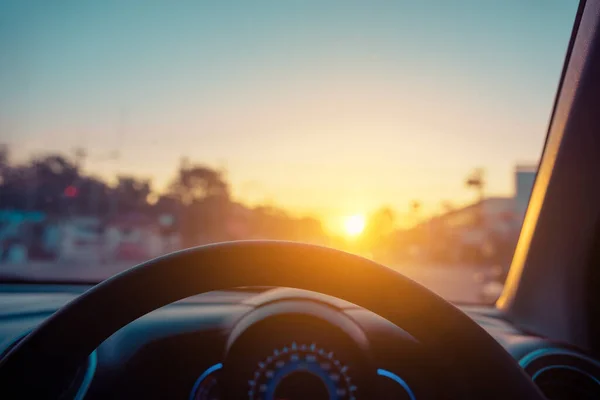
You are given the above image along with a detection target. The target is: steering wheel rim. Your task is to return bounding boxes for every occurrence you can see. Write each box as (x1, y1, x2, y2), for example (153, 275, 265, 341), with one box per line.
(0, 241, 544, 399)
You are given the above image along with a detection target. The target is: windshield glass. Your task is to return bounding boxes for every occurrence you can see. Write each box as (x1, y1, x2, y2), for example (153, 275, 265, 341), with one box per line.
(0, 1, 578, 303)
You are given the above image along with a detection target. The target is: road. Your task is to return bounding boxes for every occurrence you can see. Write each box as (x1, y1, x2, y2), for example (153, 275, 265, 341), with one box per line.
(393, 263, 493, 303)
(0, 261, 497, 304)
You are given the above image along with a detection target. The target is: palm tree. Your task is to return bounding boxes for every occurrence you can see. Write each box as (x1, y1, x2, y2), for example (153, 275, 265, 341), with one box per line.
(465, 168, 485, 202)
(410, 200, 422, 226)
(465, 168, 487, 241)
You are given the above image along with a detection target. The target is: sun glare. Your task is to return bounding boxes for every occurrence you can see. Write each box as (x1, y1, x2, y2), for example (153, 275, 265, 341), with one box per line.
(343, 214, 366, 237)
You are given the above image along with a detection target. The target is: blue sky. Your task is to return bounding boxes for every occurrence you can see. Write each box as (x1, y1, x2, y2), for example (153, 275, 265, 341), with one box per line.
(0, 0, 579, 226)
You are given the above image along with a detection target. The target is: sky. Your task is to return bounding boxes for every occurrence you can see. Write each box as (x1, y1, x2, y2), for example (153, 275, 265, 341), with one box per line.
(0, 0, 579, 229)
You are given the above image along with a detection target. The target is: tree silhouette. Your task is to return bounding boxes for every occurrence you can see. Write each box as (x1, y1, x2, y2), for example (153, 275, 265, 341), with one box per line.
(169, 159, 230, 205)
(0, 153, 81, 214)
(113, 176, 152, 214)
(76, 177, 112, 216)
(167, 160, 232, 246)
(465, 168, 485, 202)
(0, 148, 399, 259)
(465, 168, 486, 229)
(0, 144, 8, 170)
(409, 200, 422, 226)
(367, 207, 396, 236)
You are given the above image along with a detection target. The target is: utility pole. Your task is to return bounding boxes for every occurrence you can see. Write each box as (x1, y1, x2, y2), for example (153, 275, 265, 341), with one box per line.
(465, 167, 490, 264)
(71, 147, 87, 216)
(109, 108, 128, 218)
(25, 164, 37, 211)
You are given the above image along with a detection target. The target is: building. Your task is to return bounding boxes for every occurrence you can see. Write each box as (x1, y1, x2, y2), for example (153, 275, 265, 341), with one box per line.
(514, 165, 537, 221)
(431, 197, 518, 242)
(398, 164, 538, 265)
(104, 214, 167, 262)
(57, 217, 104, 263)
(431, 164, 537, 240)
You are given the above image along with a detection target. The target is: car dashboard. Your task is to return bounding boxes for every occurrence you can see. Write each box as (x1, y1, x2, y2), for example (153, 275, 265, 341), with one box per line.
(0, 284, 598, 400)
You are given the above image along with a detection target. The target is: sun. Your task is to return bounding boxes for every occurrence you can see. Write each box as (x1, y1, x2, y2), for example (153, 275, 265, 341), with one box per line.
(343, 214, 366, 237)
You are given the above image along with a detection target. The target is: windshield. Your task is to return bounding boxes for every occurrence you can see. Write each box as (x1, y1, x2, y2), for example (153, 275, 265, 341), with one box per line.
(0, 1, 578, 303)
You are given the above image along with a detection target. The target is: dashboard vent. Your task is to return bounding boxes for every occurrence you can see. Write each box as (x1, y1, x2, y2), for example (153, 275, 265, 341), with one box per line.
(520, 348, 600, 400)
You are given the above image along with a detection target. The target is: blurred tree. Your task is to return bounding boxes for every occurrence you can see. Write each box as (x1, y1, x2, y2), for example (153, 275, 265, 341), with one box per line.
(153, 194, 180, 215)
(0, 151, 121, 217)
(168, 160, 232, 246)
(366, 207, 396, 236)
(0, 144, 10, 188)
(362, 206, 397, 261)
(0, 154, 81, 214)
(113, 176, 152, 214)
(0, 145, 17, 208)
(465, 167, 486, 229)
(169, 160, 230, 205)
(411, 201, 421, 211)
(465, 168, 485, 201)
(0, 149, 334, 252)
(0, 144, 8, 168)
(410, 200, 422, 226)
(33, 154, 82, 214)
(245, 206, 326, 244)
(76, 177, 113, 216)
(249, 206, 293, 240)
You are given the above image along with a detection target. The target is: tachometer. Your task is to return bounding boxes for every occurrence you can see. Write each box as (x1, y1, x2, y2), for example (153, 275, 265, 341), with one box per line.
(248, 342, 357, 400)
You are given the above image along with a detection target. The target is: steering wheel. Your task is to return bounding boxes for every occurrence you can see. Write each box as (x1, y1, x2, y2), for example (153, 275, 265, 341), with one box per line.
(0, 241, 544, 399)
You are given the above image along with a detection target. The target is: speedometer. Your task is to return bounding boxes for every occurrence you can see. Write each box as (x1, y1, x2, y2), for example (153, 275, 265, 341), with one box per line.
(191, 363, 222, 400)
(248, 342, 357, 400)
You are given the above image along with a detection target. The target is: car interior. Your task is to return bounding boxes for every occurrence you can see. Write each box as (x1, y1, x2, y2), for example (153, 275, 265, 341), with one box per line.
(2, 1, 600, 399)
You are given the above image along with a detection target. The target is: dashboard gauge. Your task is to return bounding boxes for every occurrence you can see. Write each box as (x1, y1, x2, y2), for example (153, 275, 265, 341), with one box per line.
(190, 363, 222, 400)
(248, 342, 357, 400)
(377, 369, 416, 400)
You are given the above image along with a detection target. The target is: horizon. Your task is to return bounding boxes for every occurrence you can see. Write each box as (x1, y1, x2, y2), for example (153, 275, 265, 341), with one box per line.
(0, 1, 578, 232)
(0, 146, 536, 234)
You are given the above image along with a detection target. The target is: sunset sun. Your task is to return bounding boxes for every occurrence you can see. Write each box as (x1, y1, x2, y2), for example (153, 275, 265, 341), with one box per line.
(343, 215, 366, 237)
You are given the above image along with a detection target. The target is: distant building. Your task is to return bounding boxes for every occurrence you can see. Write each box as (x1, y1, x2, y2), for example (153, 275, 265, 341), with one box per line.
(57, 216, 104, 263)
(431, 164, 537, 238)
(398, 164, 538, 265)
(514, 165, 537, 221)
(104, 214, 165, 261)
(431, 197, 518, 243)
(0, 211, 45, 262)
